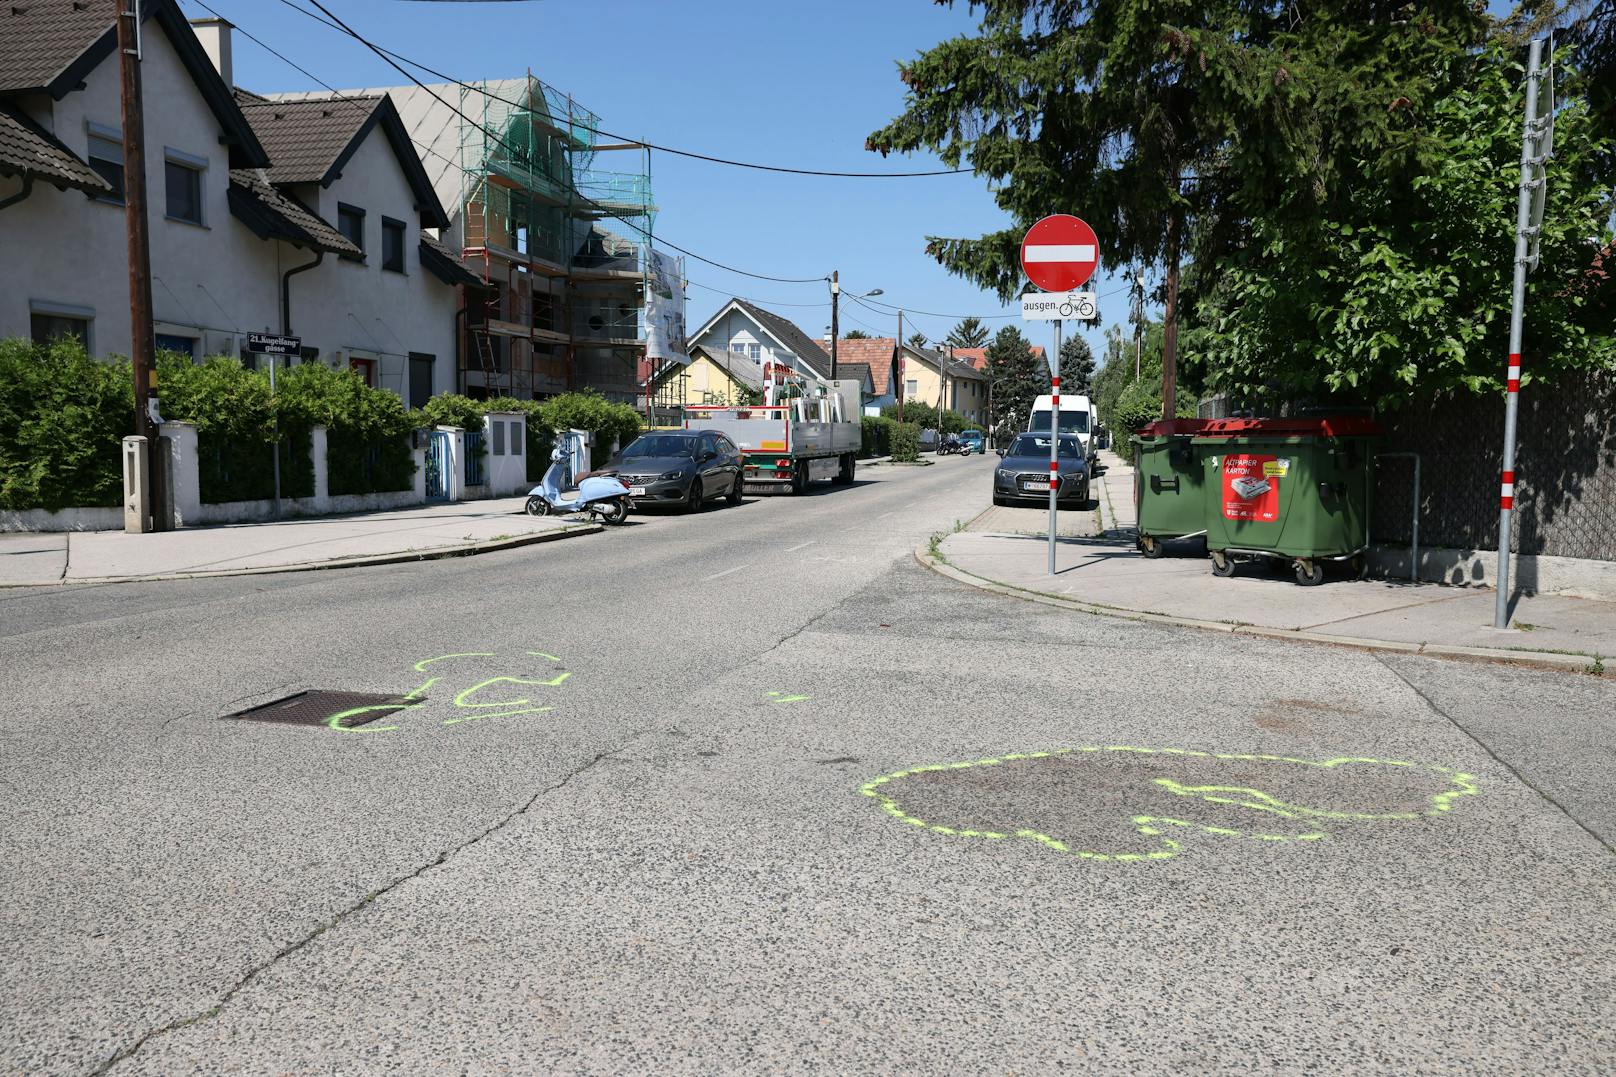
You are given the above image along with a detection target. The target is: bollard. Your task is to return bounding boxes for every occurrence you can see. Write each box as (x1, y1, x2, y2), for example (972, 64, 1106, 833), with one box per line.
(123, 435, 151, 534)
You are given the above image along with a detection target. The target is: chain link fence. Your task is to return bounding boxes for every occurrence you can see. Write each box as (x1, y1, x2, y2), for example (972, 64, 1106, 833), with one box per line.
(1373, 370, 1616, 561)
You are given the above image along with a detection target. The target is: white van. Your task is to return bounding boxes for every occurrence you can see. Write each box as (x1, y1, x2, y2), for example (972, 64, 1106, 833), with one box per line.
(1027, 394, 1097, 466)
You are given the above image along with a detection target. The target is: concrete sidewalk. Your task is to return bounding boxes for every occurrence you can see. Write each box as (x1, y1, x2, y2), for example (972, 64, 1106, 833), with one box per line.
(930, 450, 1615, 673)
(0, 499, 597, 586)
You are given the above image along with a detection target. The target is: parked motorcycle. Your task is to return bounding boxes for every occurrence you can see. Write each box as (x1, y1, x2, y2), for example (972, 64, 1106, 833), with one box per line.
(525, 435, 633, 524)
(938, 435, 969, 456)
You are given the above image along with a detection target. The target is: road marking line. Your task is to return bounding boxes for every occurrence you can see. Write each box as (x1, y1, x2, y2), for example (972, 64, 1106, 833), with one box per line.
(783, 541, 814, 553)
(702, 563, 751, 582)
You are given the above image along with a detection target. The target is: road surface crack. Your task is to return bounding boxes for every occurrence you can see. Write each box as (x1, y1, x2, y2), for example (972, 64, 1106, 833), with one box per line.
(1374, 654, 1615, 856)
(93, 731, 649, 1074)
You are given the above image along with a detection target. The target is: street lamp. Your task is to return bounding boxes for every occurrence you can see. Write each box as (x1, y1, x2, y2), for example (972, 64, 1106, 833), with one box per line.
(828, 271, 882, 379)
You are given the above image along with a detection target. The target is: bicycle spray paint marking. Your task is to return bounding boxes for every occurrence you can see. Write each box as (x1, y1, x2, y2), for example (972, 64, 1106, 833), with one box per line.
(324, 650, 571, 733)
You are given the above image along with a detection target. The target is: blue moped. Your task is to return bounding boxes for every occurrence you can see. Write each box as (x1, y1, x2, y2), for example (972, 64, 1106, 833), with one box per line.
(525, 434, 633, 525)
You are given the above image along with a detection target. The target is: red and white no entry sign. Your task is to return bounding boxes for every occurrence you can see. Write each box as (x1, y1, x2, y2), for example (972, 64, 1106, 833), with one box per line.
(1020, 214, 1099, 292)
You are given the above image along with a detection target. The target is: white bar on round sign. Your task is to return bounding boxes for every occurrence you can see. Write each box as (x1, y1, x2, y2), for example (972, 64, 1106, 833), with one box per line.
(1023, 244, 1096, 262)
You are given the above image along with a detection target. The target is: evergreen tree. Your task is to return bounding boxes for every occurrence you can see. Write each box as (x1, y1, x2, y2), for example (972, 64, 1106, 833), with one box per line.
(1058, 335, 1097, 395)
(984, 325, 1040, 433)
(842, 329, 871, 340)
(908, 332, 930, 351)
(946, 317, 989, 349)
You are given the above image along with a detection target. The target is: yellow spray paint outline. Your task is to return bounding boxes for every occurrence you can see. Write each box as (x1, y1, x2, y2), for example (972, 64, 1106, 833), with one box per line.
(860, 746, 1480, 864)
(322, 651, 570, 733)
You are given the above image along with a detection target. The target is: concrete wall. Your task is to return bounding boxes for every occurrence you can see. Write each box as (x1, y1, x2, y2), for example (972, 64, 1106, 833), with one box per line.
(0, 18, 456, 404)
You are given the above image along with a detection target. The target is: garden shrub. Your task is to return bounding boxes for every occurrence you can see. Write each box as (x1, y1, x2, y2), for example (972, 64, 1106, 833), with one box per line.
(860, 415, 894, 458)
(890, 422, 921, 463)
(537, 391, 642, 468)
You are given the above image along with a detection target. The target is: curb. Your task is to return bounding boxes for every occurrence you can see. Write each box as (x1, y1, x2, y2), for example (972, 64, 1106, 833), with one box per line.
(1, 521, 602, 588)
(915, 542, 1611, 677)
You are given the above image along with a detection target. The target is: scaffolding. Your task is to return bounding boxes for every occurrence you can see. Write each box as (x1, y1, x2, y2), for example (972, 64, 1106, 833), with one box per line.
(454, 74, 655, 401)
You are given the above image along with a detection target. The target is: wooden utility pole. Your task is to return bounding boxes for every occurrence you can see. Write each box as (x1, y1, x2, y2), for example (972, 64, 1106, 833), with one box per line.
(117, 0, 156, 446)
(896, 309, 904, 421)
(1161, 214, 1180, 420)
(829, 270, 839, 379)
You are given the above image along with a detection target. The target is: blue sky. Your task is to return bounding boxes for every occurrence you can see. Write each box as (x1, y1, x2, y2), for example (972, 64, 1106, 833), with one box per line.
(181, 0, 1524, 368)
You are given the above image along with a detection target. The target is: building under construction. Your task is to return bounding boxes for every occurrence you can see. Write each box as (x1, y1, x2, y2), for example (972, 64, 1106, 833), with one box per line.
(305, 75, 656, 402)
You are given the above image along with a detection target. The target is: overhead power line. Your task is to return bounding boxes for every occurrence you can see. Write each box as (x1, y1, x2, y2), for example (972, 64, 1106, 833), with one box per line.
(270, 0, 970, 178)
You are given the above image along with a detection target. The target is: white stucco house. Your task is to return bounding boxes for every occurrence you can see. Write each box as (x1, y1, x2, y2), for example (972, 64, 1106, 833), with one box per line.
(688, 298, 833, 382)
(0, 2, 477, 407)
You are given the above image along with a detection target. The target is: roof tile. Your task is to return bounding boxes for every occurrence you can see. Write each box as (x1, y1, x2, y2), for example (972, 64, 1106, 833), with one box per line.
(0, 0, 106, 94)
(0, 104, 109, 194)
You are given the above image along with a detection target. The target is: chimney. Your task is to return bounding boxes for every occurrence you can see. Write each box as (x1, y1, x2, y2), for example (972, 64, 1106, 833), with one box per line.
(190, 17, 233, 88)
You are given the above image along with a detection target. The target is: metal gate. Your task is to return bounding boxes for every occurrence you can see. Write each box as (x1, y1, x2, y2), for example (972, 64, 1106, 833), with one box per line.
(425, 430, 451, 500)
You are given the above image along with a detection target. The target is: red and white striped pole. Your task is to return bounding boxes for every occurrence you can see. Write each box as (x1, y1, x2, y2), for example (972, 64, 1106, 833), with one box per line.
(1048, 323, 1061, 574)
(1495, 37, 1546, 629)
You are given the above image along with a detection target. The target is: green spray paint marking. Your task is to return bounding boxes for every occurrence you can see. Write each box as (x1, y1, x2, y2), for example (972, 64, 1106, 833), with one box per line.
(860, 746, 1480, 864)
(767, 691, 811, 703)
(325, 651, 572, 733)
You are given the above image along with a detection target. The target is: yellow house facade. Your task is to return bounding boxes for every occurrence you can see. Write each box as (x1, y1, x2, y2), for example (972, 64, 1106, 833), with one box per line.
(898, 344, 988, 426)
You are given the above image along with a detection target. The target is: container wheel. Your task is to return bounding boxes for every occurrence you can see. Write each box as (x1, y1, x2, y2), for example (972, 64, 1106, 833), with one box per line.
(1295, 559, 1326, 586)
(1350, 553, 1368, 580)
(1210, 550, 1236, 578)
(1139, 535, 1164, 559)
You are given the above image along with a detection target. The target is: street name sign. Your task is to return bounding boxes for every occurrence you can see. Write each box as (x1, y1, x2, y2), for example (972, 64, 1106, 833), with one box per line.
(247, 333, 301, 356)
(1021, 291, 1096, 321)
(1020, 214, 1099, 292)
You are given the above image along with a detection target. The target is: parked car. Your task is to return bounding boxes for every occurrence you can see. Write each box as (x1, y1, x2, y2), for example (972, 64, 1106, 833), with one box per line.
(601, 431, 744, 511)
(959, 429, 986, 454)
(993, 432, 1090, 506)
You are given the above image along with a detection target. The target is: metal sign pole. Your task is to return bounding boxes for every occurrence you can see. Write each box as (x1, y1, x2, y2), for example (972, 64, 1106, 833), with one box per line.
(1495, 37, 1546, 629)
(1049, 320, 1061, 575)
(269, 354, 282, 517)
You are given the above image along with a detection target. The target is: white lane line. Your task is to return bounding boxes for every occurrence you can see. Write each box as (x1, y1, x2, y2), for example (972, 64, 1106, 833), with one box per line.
(701, 563, 751, 582)
(783, 541, 814, 553)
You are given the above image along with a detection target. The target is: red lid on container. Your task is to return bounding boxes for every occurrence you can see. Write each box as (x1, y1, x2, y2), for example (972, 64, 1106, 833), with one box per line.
(1192, 416, 1381, 437)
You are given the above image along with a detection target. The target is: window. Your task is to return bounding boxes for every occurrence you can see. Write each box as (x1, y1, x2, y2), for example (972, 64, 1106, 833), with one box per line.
(905, 378, 919, 398)
(381, 217, 405, 272)
(86, 134, 124, 203)
(748, 343, 761, 360)
(30, 312, 90, 347)
(731, 343, 746, 354)
(163, 151, 205, 224)
(337, 203, 365, 257)
(154, 333, 196, 357)
(408, 353, 434, 409)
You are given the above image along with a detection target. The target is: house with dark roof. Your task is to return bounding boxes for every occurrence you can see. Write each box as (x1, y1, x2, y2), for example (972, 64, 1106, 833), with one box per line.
(0, 3, 469, 407)
(688, 298, 832, 382)
(825, 337, 902, 413)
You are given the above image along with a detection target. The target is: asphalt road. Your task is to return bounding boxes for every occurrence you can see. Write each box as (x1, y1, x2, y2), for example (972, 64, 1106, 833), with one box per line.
(2, 454, 1612, 1075)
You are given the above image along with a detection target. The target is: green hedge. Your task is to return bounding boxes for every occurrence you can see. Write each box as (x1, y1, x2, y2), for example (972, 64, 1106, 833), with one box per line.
(157, 353, 314, 502)
(0, 338, 132, 511)
(879, 402, 970, 435)
(890, 422, 921, 463)
(278, 363, 416, 496)
(860, 415, 895, 459)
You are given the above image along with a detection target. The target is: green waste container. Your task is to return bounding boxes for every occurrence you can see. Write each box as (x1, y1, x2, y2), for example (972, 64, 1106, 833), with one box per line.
(1192, 417, 1380, 586)
(1132, 419, 1215, 557)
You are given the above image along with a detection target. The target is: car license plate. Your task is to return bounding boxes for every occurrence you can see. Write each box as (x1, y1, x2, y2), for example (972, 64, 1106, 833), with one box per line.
(629, 486, 647, 497)
(1024, 480, 1051, 491)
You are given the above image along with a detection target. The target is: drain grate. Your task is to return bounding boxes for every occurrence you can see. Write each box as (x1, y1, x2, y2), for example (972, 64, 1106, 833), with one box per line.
(227, 690, 417, 729)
